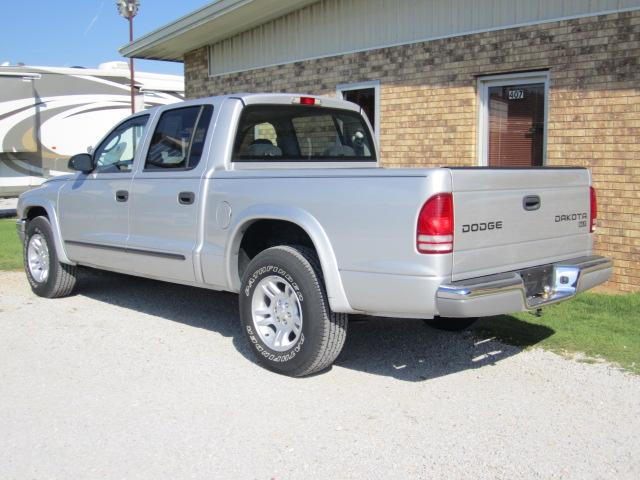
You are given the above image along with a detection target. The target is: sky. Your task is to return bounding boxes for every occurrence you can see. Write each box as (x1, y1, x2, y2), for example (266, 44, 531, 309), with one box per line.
(1, 0, 209, 76)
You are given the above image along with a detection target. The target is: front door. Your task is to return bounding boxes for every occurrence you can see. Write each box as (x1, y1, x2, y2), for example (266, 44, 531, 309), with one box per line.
(58, 114, 149, 270)
(126, 104, 214, 283)
(479, 73, 547, 167)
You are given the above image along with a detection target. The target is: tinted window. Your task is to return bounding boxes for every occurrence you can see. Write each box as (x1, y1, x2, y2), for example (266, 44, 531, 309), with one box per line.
(145, 105, 213, 170)
(233, 105, 376, 162)
(94, 115, 149, 173)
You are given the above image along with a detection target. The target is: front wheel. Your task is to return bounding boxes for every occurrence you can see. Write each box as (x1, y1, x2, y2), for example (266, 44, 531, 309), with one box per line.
(239, 245, 347, 377)
(24, 216, 77, 298)
(423, 317, 478, 331)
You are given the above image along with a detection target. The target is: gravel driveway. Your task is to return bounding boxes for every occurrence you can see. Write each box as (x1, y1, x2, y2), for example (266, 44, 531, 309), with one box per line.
(1, 269, 638, 479)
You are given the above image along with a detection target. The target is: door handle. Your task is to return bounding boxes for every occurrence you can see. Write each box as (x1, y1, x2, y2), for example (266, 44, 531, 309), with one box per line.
(178, 191, 195, 205)
(115, 190, 129, 202)
(523, 195, 541, 211)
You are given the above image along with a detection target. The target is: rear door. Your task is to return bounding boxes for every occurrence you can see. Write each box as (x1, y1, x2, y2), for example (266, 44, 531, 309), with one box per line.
(450, 168, 593, 281)
(126, 103, 215, 283)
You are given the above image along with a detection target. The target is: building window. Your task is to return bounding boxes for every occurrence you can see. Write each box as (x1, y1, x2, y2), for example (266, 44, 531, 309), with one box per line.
(337, 80, 380, 141)
(477, 71, 549, 167)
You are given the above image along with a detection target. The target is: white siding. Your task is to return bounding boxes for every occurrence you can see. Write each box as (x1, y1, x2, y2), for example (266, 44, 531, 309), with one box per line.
(209, 0, 640, 76)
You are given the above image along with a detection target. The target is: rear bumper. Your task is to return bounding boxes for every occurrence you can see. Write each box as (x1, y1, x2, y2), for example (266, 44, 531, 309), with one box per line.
(436, 255, 612, 318)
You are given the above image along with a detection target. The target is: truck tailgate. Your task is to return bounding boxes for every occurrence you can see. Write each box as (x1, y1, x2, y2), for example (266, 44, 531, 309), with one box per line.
(450, 168, 593, 281)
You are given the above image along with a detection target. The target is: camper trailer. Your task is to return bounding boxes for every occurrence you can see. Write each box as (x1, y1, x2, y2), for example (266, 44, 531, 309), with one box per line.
(0, 62, 183, 196)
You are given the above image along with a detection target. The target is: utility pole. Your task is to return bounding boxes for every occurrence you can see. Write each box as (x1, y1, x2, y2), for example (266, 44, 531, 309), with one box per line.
(117, 1, 140, 114)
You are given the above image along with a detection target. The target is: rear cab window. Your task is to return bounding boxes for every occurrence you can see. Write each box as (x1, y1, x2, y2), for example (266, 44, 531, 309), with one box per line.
(232, 105, 376, 162)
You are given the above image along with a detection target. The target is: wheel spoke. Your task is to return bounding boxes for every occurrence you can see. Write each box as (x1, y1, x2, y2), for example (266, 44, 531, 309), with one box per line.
(267, 280, 282, 296)
(274, 327, 287, 348)
(254, 306, 272, 317)
(260, 284, 273, 300)
(255, 315, 274, 327)
(285, 286, 298, 305)
(261, 283, 277, 300)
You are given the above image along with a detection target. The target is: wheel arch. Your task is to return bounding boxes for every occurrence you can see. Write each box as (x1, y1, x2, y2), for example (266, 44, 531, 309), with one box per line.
(20, 200, 74, 265)
(226, 205, 355, 313)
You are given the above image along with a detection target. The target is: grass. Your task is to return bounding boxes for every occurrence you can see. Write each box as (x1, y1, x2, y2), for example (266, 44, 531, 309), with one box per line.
(477, 293, 640, 373)
(0, 216, 638, 371)
(0, 218, 22, 270)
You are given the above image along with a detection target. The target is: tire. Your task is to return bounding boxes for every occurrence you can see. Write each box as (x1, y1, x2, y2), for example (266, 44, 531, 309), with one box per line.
(24, 216, 77, 298)
(239, 245, 347, 377)
(423, 316, 478, 332)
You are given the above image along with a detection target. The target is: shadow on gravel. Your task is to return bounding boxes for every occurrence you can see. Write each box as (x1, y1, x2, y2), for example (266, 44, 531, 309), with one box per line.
(75, 269, 554, 382)
(75, 268, 253, 362)
(336, 315, 554, 381)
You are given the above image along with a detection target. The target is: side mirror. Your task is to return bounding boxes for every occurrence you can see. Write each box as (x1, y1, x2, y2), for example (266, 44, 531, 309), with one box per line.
(87, 146, 94, 155)
(68, 153, 94, 174)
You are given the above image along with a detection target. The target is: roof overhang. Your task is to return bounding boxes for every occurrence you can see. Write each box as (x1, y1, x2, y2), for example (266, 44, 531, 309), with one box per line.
(119, 0, 318, 62)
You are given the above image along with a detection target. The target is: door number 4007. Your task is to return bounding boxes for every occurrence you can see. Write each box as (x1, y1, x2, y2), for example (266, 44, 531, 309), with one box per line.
(508, 89, 525, 100)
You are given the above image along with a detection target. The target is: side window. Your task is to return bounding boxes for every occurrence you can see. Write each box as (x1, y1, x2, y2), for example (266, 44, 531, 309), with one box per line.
(94, 115, 149, 173)
(144, 105, 213, 170)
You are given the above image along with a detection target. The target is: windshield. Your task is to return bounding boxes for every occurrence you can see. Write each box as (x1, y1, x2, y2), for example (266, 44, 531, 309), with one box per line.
(233, 105, 376, 162)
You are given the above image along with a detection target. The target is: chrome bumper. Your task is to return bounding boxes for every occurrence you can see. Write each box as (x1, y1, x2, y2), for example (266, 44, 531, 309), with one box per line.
(16, 219, 26, 242)
(436, 256, 613, 318)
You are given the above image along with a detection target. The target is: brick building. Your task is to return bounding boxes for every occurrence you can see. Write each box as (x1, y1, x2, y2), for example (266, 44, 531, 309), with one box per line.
(122, 0, 640, 292)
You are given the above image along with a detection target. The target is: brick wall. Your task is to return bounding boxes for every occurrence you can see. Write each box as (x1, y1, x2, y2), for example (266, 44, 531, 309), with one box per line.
(185, 10, 640, 292)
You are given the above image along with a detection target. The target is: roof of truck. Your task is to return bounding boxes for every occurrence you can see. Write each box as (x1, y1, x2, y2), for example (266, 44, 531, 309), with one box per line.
(211, 93, 362, 112)
(130, 93, 361, 118)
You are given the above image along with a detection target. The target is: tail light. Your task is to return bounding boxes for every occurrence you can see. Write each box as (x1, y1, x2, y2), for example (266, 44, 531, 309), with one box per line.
(417, 193, 454, 254)
(590, 186, 597, 233)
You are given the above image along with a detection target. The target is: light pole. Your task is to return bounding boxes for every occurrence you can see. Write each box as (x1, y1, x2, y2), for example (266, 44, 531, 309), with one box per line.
(117, 0, 140, 114)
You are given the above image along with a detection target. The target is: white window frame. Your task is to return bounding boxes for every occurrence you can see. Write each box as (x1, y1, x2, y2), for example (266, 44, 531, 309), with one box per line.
(477, 71, 550, 167)
(336, 80, 381, 142)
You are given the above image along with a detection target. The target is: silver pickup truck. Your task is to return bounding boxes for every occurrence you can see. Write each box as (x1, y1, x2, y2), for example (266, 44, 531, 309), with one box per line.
(16, 93, 612, 376)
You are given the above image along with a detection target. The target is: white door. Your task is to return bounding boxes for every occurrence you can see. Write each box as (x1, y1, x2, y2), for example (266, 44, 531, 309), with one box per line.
(59, 114, 149, 270)
(477, 72, 549, 167)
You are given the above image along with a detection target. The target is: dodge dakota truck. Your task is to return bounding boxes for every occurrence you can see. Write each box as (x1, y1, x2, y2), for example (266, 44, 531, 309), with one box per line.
(16, 93, 612, 376)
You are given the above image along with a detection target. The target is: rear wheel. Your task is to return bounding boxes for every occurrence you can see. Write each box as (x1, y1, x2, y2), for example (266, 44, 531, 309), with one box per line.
(423, 317, 478, 331)
(239, 245, 347, 377)
(24, 216, 77, 298)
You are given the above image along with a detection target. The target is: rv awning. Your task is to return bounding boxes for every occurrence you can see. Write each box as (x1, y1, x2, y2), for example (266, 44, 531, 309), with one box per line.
(119, 0, 317, 62)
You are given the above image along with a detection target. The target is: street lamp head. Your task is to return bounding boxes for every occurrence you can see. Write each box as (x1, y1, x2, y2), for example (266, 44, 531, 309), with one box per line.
(116, 0, 140, 19)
